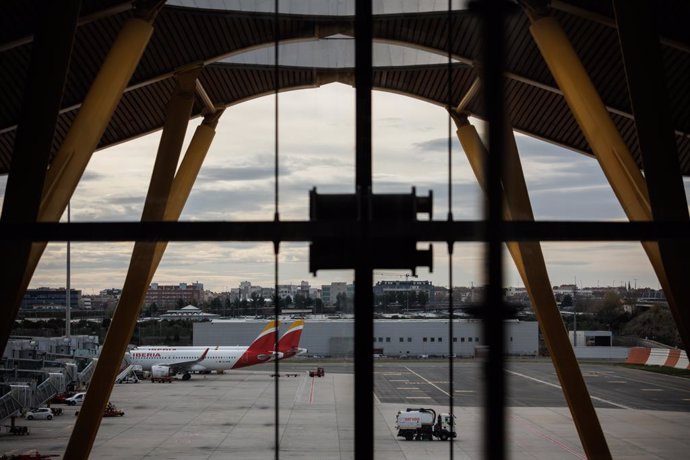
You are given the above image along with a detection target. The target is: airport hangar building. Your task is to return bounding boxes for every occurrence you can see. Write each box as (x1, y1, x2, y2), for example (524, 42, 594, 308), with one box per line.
(193, 319, 538, 357)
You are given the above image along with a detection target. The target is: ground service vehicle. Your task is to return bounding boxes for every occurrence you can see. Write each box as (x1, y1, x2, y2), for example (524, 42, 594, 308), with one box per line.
(65, 392, 86, 406)
(25, 408, 53, 420)
(104, 402, 125, 417)
(309, 367, 325, 377)
(395, 408, 456, 441)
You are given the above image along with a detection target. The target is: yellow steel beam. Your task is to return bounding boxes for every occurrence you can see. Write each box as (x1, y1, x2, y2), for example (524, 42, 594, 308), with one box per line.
(527, 12, 690, 353)
(451, 112, 612, 459)
(148, 110, 225, 280)
(528, 15, 651, 222)
(64, 68, 202, 460)
(10, 11, 161, 345)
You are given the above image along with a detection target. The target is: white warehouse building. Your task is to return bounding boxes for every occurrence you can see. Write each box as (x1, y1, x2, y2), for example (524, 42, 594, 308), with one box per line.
(194, 319, 538, 358)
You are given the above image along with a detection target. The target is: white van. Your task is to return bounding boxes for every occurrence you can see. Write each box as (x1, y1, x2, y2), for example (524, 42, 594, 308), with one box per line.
(65, 392, 86, 406)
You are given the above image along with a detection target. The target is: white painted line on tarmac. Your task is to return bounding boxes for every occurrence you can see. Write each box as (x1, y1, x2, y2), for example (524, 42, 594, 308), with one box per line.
(641, 389, 663, 392)
(389, 379, 409, 382)
(506, 369, 632, 410)
(455, 390, 476, 393)
(383, 373, 403, 376)
(404, 367, 450, 397)
(397, 387, 420, 390)
(607, 381, 626, 384)
(405, 396, 431, 399)
(374, 392, 381, 405)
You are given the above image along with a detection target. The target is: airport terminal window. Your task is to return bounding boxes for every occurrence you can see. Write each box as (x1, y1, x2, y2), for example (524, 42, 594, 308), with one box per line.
(438, 337, 442, 342)
(461, 337, 465, 342)
(468, 337, 473, 342)
(423, 337, 427, 342)
(378, 337, 383, 342)
(386, 337, 390, 342)
(407, 338, 412, 342)
(476, 337, 479, 342)
(399, 337, 404, 342)
(430, 337, 435, 342)
(453, 337, 458, 342)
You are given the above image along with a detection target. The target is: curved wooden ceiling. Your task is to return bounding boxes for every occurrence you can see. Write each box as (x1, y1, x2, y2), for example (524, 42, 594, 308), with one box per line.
(1, 0, 689, 174)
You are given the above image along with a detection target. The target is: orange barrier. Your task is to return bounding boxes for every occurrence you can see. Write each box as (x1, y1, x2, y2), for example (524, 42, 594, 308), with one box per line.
(626, 347, 651, 364)
(664, 349, 681, 368)
(626, 347, 690, 370)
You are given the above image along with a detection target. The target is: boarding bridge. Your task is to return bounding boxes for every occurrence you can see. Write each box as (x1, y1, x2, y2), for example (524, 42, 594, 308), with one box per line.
(33, 373, 65, 407)
(0, 385, 30, 423)
(78, 358, 97, 386)
(115, 364, 137, 384)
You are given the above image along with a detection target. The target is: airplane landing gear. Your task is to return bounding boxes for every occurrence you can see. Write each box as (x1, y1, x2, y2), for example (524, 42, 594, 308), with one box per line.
(181, 372, 191, 381)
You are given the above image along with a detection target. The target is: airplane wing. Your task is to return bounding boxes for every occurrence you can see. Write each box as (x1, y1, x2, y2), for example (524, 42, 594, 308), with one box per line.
(152, 348, 210, 371)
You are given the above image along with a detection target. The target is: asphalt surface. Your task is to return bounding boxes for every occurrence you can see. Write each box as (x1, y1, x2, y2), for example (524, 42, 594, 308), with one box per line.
(268, 359, 690, 411)
(1, 360, 688, 459)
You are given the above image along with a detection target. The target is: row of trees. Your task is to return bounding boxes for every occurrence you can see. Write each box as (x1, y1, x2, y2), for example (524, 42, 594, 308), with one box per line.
(557, 291, 682, 347)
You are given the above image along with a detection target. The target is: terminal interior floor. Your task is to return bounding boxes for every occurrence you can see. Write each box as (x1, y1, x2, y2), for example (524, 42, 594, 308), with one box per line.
(1, 361, 689, 459)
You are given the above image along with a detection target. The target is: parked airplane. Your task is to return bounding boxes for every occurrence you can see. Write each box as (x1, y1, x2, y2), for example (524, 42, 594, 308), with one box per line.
(125, 320, 281, 380)
(133, 320, 307, 360)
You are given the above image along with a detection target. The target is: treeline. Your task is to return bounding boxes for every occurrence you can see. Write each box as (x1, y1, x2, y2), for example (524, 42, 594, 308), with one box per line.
(557, 291, 682, 347)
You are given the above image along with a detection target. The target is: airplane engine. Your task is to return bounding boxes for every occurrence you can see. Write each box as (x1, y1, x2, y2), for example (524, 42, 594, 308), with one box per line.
(151, 365, 172, 378)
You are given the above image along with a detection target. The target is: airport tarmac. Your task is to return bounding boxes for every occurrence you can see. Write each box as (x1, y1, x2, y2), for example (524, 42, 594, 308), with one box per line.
(1, 361, 689, 459)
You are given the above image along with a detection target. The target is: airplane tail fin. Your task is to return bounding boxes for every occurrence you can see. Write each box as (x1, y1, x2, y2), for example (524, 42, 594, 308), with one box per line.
(278, 320, 305, 359)
(246, 320, 280, 354)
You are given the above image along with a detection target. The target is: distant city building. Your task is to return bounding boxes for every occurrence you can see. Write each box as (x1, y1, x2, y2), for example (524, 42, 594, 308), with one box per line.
(143, 282, 204, 308)
(20, 287, 81, 310)
(322, 282, 353, 307)
(160, 305, 219, 321)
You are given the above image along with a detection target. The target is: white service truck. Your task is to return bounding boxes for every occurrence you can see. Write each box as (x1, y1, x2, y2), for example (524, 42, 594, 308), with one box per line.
(395, 408, 457, 441)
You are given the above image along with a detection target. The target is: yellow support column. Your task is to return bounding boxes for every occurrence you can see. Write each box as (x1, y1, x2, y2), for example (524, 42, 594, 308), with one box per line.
(10, 3, 164, 343)
(64, 68, 202, 460)
(526, 10, 690, 354)
(149, 110, 225, 278)
(452, 112, 612, 459)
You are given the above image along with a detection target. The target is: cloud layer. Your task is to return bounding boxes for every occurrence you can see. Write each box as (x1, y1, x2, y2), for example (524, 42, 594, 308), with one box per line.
(1, 84, 688, 291)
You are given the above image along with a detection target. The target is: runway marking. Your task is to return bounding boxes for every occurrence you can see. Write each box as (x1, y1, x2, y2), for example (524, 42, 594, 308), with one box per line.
(309, 376, 315, 404)
(383, 373, 403, 376)
(397, 387, 420, 390)
(506, 370, 632, 409)
(374, 392, 381, 405)
(641, 388, 663, 392)
(607, 380, 626, 384)
(455, 390, 476, 393)
(389, 379, 409, 382)
(404, 367, 450, 397)
(405, 396, 431, 399)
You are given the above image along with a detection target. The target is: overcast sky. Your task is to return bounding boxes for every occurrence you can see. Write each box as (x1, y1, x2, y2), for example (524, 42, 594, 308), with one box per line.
(1, 83, 689, 293)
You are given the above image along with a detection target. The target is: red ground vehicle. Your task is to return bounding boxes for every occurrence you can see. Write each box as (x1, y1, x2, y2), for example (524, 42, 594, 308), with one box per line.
(50, 392, 76, 404)
(103, 403, 124, 417)
(309, 367, 325, 377)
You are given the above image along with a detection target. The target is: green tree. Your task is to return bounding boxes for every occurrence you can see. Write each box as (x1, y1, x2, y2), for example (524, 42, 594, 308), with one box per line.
(561, 294, 573, 308)
(622, 306, 681, 347)
(176, 298, 186, 309)
(210, 297, 222, 313)
(335, 292, 347, 312)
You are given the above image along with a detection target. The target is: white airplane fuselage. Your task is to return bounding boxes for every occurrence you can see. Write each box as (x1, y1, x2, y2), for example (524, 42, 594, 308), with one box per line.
(126, 348, 275, 372)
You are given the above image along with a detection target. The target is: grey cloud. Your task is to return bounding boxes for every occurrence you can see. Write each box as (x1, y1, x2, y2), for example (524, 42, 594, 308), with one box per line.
(199, 165, 290, 182)
(413, 138, 450, 152)
(80, 171, 105, 183)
